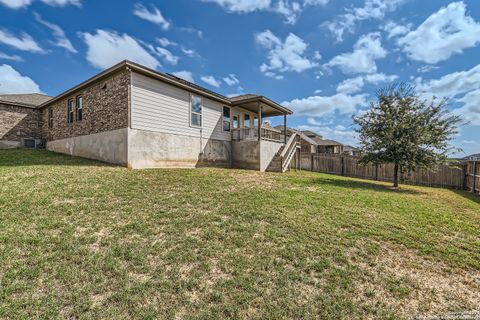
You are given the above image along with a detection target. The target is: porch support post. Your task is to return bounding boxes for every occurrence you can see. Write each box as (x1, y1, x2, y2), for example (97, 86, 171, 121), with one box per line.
(258, 102, 262, 142)
(283, 113, 287, 144)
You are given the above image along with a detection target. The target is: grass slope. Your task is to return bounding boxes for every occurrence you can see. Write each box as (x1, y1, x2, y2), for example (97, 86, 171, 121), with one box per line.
(1, 150, 479, 319)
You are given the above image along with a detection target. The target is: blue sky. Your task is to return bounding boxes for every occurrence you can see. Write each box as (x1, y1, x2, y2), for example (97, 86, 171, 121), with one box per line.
(1, 0, 479, 157)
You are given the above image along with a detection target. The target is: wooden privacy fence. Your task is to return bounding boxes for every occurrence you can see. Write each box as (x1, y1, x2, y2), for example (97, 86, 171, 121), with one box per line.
(299, 153, 479, 194)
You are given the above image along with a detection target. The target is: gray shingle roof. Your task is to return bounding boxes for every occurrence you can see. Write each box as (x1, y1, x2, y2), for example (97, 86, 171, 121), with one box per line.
(314, 138, 343, 146)
(0, 93, 52, 108)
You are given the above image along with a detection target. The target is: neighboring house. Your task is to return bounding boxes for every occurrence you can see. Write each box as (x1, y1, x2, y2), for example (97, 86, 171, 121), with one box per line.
(464, 153, 480, 161)
(0, 93, 52, 149)
(0, 60, 298, 172)
(300, 130, 344, 154)
(315, 139, 344, 154)
(343, 145, 362, 157)
(275, 126, 318, 154)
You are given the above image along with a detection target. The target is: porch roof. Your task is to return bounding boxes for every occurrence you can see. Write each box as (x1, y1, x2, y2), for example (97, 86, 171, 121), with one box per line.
(230, 94, 293, 117)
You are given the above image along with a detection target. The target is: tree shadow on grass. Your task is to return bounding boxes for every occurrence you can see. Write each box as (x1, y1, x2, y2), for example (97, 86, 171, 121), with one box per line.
(0, 149, 116, 168)
(452, 189, 480, 205)
(312, 176, 427, 196)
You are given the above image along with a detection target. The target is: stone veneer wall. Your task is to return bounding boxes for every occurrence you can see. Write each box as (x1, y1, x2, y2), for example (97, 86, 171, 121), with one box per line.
(0, 103, 41, 148)
(41, 69, 130, 141)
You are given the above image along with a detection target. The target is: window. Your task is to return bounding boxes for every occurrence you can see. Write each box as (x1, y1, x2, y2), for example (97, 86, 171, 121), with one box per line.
(244, 114, 250, 128)
(233, 115, 239, 129)
(48, 108, 53, 128)
(254, 115, 259, 128)
(190, 95, 202, 127)
(76, 95, 83, 121)
(223, 106, 231, 132)
(67, 99, 74, 124)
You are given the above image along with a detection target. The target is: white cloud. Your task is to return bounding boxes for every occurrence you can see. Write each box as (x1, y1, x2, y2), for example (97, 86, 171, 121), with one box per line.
(416, 65, 440, 74)
(326, 32, 387, 74)
(0, 0, 80, 9)
(0, 51, 23, 61)
(171, 70, 194, 83)
(324, 0, 407, 42)
(256, 30, 317, 78)
(382, 21, 411, 39)
(283, 92, 367, 117)
(154, 47, 178, 65)
(181, 47, 196, 57)
(223, 74, 239, 86)
(0, 64, 41, 93)
(416, 64, 480, 99)
(416, 64, 480, 125)
(201, 0, 329, 24)
(0, 29, 44, 53)
(337, 73, 398, 94)
(456, 89, 480, 125)
(133, 3, 170, 30)
(157, 37, 177, 47)
(200, 75, 221, 88)
(34, 13, 77, 53)
(398, 2, 480, 64)
(41, 0, 80, 6)
(80, 29, 159, 70)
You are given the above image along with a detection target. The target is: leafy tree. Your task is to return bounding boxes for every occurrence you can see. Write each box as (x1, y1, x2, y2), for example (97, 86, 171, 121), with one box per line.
(353, 83, 462, 188)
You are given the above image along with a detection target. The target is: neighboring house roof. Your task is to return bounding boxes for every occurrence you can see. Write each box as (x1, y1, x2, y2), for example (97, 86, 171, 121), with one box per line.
(343, 145, 360, 151)
(274, 125, 319, 146)
(301, 130, 323, 139)
(37, 60, 292, 116)
(464, 153, 480, 160)
(0, 93, 52, 108)
(312, 137, 343, 146)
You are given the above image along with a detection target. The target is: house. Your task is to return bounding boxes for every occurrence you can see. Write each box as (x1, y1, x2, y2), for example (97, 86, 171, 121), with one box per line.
(300, 130, 344, 154)
(274, 126, 318, 154)
(343, 145, 362, 157)
(464, 153, 480, 161)
(0, 60, 298, 172)
(0, 93, 52, 149)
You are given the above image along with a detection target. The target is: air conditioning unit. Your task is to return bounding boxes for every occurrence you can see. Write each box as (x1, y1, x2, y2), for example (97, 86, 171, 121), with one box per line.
(23, 138, 42, 149)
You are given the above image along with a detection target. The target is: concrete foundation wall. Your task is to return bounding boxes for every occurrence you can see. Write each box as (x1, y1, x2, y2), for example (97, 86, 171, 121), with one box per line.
(46, 128, 127, 165)
(0, 140, 21, 149)
(260, 140, 283, 172)
(128, 129, 231, 169)
(232, 141, 260, 170)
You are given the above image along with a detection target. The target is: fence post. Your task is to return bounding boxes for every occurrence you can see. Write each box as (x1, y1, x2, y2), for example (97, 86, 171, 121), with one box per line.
(375, 164, 379, 181)
(462, 163, 468, 190)
(310, 154, 314, 171)
(341, 155, 345, 176)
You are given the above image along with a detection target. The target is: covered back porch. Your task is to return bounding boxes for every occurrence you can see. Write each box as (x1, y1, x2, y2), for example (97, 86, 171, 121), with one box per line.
(228, 95, 298, 172)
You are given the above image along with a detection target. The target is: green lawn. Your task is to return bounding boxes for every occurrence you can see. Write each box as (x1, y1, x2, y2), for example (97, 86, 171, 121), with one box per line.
(1, 149, 479, 319)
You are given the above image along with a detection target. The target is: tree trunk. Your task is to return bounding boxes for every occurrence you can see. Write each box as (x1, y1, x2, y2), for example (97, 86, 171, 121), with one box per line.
(393, 163, 399, 188)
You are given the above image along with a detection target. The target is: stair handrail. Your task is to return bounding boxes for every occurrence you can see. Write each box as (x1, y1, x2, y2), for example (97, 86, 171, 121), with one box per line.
(280, 133, 299, 172)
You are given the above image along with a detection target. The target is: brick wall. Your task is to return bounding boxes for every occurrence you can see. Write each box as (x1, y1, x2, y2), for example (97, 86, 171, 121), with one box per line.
(0, 103, 41, 144)
(41, 69, 130, 141)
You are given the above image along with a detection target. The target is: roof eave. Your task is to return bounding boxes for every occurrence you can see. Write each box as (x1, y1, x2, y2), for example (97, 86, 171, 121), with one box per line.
(231, 96, 293, 115)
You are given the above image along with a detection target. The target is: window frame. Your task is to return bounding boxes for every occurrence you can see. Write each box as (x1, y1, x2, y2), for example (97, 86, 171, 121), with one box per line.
(190, 94, 202, 128)
(254, 115, 259, 128)
(233, 114, 239, 129)
(67, 99, 74, 124)
(48, 108, 53, 129)
(76, 95, 83, 122)
(244, 113, 251, 128)
(222, 106, 231, 132)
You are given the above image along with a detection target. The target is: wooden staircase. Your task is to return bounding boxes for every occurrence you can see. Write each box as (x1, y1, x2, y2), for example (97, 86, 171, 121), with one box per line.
(267, 133, 300, 172)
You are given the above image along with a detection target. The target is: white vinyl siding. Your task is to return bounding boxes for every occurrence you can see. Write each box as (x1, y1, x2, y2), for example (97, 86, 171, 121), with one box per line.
(130, 72, 231, 141)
